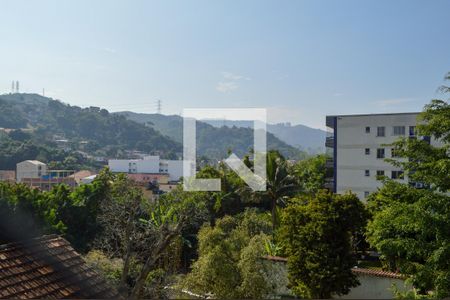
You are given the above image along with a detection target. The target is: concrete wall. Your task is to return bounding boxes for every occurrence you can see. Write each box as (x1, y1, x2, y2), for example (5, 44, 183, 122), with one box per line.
(265, 259, 412, 299)
(109, 157, 183, 182)
(335, 274, 412, 299)
(16, 161, 47, 183)
(109, 157, 160, 174)
(108, 160, 130, 173)
(165, 160, 183, 181)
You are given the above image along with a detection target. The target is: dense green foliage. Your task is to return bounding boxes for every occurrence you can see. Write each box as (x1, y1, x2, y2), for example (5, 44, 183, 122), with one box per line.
(278, 191, 367, 298)
(366, 82, 450, 298)
(182, 210, 277, 299)
(388, 99, 450, 192)
(366, 181, 450, 298)
(292, 153, 327, 195)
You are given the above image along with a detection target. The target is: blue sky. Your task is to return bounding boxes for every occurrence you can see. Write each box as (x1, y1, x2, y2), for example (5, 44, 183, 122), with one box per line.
(1, 0, 449, 129)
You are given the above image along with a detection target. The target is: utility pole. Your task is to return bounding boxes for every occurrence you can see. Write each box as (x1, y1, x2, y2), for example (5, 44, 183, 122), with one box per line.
(15, 81, 19, 93)
(156, 99, 162, 114)
(11, 81, 14, 94)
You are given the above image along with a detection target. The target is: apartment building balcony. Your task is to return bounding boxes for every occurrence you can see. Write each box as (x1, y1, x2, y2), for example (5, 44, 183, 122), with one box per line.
(325, 136, 335, 148)
(325, 158, 334, 169)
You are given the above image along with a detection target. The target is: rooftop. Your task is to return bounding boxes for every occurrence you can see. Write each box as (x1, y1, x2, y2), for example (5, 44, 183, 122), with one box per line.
(326, 112, 420, 118)
(0, 235, 117, 299)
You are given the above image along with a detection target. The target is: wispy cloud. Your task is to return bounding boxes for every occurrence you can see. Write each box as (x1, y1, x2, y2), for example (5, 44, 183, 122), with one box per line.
(104, 47, 117, 54)
(216, 72, 250, 93)
(373, 98, 414, 107)
(333, 92, 343, 97)
(216, 81, 239, 93)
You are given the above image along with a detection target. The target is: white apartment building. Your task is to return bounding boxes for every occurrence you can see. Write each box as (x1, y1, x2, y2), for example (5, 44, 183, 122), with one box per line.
(108, 156, 183, 181)
(16, 160, 47, 182)
(325, 112, 429, 200)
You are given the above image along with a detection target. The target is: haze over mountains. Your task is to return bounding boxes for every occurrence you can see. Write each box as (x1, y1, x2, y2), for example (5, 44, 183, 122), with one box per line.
(118, 112, 326, 154)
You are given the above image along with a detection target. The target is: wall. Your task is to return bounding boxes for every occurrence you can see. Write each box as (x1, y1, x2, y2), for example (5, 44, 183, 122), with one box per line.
(16, 161, 47, 183)
(334, 113, 418, 200)
(165, 160, 183, 181)
(264, 259, 412, 299)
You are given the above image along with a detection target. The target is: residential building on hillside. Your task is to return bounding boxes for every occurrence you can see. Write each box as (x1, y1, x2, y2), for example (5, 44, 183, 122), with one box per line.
(325, 112, 435, 200)
(16, 160, 76, 191)
(16, 160, 47, 183)
(108, 156, 183, 181)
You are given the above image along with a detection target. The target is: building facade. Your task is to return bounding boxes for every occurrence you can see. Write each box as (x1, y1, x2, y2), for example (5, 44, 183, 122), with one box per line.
(108, 156, 183, 182)
(16, 160, 48, 183)
(325, 112, 427, 200)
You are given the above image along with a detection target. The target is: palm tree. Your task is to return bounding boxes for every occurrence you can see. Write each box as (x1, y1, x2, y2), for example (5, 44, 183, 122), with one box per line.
(242, 150, 299, 230)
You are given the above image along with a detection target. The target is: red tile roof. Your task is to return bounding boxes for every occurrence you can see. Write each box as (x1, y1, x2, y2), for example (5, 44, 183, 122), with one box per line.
(262, 255, 406, 279)
(0, 235, 118, 299)
(351, 267, 406, 279)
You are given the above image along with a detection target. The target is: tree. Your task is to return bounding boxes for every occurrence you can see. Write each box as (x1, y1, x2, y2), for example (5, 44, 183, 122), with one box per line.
(278, 190, 367, 298)
(95, 176, 207, 299)
(244, 151, 299, 230)
(366, 181, 450, 298)
(388, 75, 449, 192)
(365, 75, 450, 297)
(292, 154, 327, 195)
(182, 209, 276, 299)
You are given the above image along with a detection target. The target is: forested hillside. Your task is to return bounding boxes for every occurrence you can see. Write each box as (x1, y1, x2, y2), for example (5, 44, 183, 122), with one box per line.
(117, 111, 308, 160)
(0, 94, 181, 169)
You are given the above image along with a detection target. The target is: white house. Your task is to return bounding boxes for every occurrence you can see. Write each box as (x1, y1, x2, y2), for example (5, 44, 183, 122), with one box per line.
(325, 112, 438, 200)
(108, 156, 183, 182)
(16, 160, 47, 183)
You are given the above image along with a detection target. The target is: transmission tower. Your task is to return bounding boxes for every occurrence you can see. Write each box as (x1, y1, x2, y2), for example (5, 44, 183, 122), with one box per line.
(156, 99, 162, 114)
(11, 81, 14, 94)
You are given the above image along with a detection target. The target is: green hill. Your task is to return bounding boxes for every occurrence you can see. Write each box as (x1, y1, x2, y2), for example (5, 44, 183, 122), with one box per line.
(0, 94, 181, 169)
(116, 111, 308, 160)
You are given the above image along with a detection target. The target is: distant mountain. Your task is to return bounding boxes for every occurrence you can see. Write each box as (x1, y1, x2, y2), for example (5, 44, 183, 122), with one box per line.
(0, 93, 181, 168)
(116, 112, 308, 160)
(200, 120, 326, 153)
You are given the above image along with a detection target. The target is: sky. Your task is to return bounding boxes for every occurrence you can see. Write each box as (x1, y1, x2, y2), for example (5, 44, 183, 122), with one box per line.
(1, 0, 449, 129)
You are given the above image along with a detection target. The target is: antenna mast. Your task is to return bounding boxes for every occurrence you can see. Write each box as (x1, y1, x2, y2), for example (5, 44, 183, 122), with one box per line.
(156, 99, 162, 114)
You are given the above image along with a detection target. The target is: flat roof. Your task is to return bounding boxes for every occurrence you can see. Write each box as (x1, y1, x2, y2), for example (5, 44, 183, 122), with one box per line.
(326, 112, 420, 118)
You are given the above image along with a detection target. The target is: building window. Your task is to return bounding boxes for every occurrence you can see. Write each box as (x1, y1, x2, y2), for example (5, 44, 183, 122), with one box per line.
(364, 191, 370, 198)
(391, 148, 400, 158)
(376, 170, 385, 180)
(393, 126, 405, 136)
(365, 126, 370, 133)
(377, 148, 385, 159)
(365, 170, 370, 177)
(391, 170, 404, 179)
(365, 148, 370, 155)
(377, 126, 385, 137)
(409, 126, 416, 136)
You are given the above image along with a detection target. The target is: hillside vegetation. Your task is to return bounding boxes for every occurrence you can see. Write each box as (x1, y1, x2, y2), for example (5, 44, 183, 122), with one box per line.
(117, 111, 308, 160)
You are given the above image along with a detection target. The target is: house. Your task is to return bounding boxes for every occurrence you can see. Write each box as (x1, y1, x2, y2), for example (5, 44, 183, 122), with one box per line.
(263, 256, 413, 299)
(0, 235, 117, 299)
(325, 113, 440, 200)
(16, 161, 76, 191)
(67, 170, 95, 185)
(16, 160, 47, 183)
